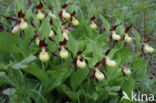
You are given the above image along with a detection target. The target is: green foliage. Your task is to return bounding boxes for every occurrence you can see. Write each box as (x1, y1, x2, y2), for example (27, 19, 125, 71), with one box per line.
(0, 0, 155, 103)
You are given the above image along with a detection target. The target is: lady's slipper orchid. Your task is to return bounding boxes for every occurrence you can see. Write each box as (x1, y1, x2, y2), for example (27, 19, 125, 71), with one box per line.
(39, 50, 49, 62)
(124, 33, 132, 43)
(49, 29, 55, 38)
(36, 37, 40, 45)
(123, 24, 133, 43)
(71, 11, 79, 26)
(105, 57, 117, 67)
(48, 11, 56, 19)
(19, 18, 28, 30)
(122, 67, 131, 75)
(90, 16, 97, 30)
(112, 31, 121, 41)
(122, 63, 132, 76)
(95, 68, 105, 80)
(110, 24, 121, 43)
(61, 25, 70, 40)
(59, 4, 71, 20)
(35, 39, 58, 62)
(18, 11, 28, 30)
(101, 49, 117, 68)
(68, 46, 88, 71)
(76, 56, 87, 69)
(141, 38, 155, 57)
(62, 9, 71, 19)
(58, 39, 69, 59)
(143, 44, 154, 53)
(36, 2, 45, 20)
(11, 24, 20, 34)
(37, 10, 45, 20)
(90, 62, 106, 82)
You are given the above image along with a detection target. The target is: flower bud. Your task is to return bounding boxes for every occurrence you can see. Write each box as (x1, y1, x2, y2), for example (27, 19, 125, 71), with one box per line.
(36, 37, 40, 45)
(77, 57, 87, 69)
(20, 19, 28, 30)
(95, 68, 105, 80)
(37, 10, 45, 20)
(124, 34, 132, 43)
(112, 31, 121, 41)
(39, 51, 49, 62)
(144, 44, 154, 53)
(62, 9, 71, 19)
(123, 67, 131, 75)
(49, 30, 54, 38)
(90, 21, 97, 30)
(11, 25, 20, 34)
(60, 48, 68, 59)
(106, 57, 117, 67)
(72, 17, 79, 26)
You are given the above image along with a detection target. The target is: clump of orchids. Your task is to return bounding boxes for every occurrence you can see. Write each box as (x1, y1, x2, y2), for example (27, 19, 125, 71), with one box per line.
(0, 10, 28, 34)
(68, 46, 88, 71)
(109, 24, 133, 46)
(27, 19, 56, 49)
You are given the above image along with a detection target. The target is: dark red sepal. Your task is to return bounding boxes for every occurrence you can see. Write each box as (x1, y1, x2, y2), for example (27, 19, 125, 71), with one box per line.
(111, 23, 121, 31)
(73, 58, 78, 72)
(0, 22, 3, 31)
(125, 24, 132, 33)
(95, 61, 101, 68)
(109, 32, 113, 43)
(85, 59, 89, 65)
(102, 58, 107, 71)
(59, 39, 67, 46)
(77, 45, 86, 56)
(141, 44, 146, 58)
(0, 14, 19, 22)
(105, 49, 111, 56)
(18, 10, 25, 18)
(62, 20, 70, 25)
(145, 38, 156, 43)
(62, 4, 68, 9)
(71, 11, 76, 17)
(30, 18, 36, 28)
(59, 11, 63, 21)
(122, 68, 126, 76)
(36, 2, 43, 9)
(123, 62, 131, 67)
(90, 16, 95, 21)
(49, 37, 55, 42)
(49, 19, 53, 25)
(35, 49, 42, 56)
(39, 39, 48, 48)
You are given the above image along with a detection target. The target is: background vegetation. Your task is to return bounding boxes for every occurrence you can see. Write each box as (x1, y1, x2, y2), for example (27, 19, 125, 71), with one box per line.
(0, 0, 156, 103)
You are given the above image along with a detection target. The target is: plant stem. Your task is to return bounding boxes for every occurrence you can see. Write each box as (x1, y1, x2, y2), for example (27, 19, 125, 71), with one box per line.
(42, 62, 45, 70)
